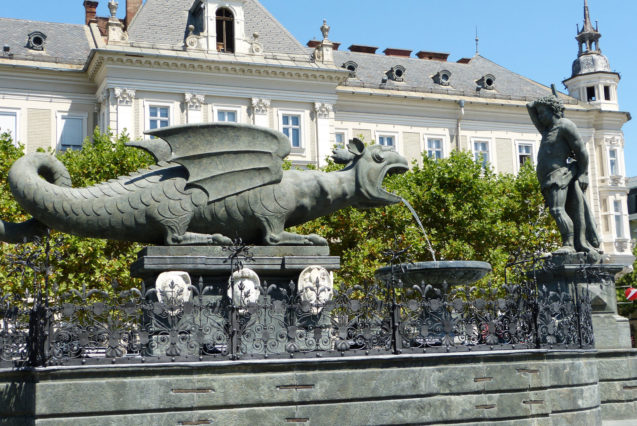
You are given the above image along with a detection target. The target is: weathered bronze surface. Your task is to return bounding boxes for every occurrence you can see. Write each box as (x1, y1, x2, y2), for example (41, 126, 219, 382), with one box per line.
(0, 123, 408, 246)
(527, 96, 602, 262)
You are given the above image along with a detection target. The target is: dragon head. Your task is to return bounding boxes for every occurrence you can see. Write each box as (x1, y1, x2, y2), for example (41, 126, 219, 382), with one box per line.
(332, 138, 409, 208)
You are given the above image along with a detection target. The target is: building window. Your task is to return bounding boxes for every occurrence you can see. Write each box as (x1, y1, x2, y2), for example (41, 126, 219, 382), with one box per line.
(604, 86, 611, 101)
(518, 143, 534, 167)
(0, 110, 18, 142)
(335, 131, 346, 148)
(426, 137, 443, 160)
(614, 200, 624, 238)
(377, 134, 395, 149)
(217, 110, 237, 122)
(281, 114, 302, 148)
(149, 106, 170, 130)
(609, 148, 618, 176)
(57, 113, 86, 151)
(586, 86, 596, 102)
(216, 8, 235, 53)
(473, 140, 490, 168)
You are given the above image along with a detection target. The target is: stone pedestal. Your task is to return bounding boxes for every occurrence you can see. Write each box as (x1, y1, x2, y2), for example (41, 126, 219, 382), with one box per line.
(131, 245, 339, 284)
(130, 246, 340, 358)
(535, 254, 631, 350)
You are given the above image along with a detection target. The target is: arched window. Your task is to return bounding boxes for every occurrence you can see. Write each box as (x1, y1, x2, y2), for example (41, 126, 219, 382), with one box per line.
(216, 8, 235, 53)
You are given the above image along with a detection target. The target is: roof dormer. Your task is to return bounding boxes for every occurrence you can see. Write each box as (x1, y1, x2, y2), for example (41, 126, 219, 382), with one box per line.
(193, 0, 249, 54)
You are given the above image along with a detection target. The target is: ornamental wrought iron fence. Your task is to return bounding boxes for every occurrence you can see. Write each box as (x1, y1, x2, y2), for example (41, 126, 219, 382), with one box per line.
(0, 237, 602, 368)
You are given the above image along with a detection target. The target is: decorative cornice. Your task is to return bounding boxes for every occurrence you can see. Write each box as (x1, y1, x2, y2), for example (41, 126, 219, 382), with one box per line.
(87, 51, 348, 85)
(251, 98, 270, 115)
(314, 102, 333, 119)
(184, 93, 205, 110)
(113, 87, 135, 105)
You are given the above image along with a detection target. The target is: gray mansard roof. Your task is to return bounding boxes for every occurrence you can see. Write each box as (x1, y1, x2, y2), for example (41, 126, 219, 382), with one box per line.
(0, 18, 91, 66)
(127, 0, 308, 55)
(334, 50, 562, 102)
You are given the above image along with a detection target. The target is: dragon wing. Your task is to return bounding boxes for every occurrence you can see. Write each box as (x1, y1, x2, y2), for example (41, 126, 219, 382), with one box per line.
(139, 123, 291, 202)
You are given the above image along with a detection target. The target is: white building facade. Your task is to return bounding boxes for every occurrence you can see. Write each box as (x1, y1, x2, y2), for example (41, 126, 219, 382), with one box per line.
(0, 0, 633, 265)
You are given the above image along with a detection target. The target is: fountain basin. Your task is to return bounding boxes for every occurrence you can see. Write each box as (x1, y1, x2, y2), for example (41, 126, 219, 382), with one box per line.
(375, 260, 492, 287)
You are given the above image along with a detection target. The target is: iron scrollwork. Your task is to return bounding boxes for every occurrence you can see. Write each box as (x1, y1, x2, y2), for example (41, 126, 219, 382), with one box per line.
(0, 240, 599, 368)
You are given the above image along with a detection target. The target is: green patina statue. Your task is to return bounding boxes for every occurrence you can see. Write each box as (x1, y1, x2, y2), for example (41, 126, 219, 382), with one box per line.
(0, 123, 408, 246)
(527, 95, 602, 262)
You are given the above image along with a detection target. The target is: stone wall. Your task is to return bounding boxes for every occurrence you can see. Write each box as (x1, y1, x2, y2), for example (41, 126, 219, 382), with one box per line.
(1, 349, 635, 425)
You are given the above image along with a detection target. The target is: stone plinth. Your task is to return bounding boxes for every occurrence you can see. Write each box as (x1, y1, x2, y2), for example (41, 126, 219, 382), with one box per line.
(2, 349, 636, 425)
(535, 254, 631, 350)
(131, 245, 340, 285)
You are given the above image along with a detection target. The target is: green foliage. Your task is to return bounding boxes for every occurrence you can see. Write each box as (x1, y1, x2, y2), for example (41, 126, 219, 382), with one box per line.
(616, 245, 637, 318)
(0, 129, 153, 296)
(294, 151, 560, 287)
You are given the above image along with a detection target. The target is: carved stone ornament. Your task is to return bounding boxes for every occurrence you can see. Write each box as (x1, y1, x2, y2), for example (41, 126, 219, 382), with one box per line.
(609, 176, 624, 186)
(185, 25, 200, 50)
(320, 20, 330, 40)
(97, 88, 109, 104)
(298, 266, 333, 315)
(227, 268, 261, 309)
(184, 93, 205, 110)
(615, 238, 630, 253)
(314, 103, 333, 119)
(606, 136, 622, 147)
(155, 271, 192, 315)
(108, 1, 118, 19)
(251, 98, 270, 115)
(113, 88, 135, 105)
(250, 32, 263, 55)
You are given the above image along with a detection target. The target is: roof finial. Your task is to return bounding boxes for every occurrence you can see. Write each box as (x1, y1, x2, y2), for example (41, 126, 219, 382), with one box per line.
(108, 1, 118, 20)
(321, 20, 330, 41)
(475, 27, 479, 55)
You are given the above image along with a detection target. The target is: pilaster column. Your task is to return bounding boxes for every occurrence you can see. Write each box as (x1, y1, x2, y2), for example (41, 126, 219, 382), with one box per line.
(113, 87, 135, 137)
(184, 93, 205, 124)
(314, 102, 333, 167)
(251, 98, 270, 128)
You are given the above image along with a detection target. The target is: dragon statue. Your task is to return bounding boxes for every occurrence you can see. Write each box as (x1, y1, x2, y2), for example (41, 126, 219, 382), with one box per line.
(0, 124, 408, 246)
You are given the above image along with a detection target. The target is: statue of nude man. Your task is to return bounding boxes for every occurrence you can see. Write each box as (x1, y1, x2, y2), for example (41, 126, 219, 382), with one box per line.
(527, 95, 601, 261)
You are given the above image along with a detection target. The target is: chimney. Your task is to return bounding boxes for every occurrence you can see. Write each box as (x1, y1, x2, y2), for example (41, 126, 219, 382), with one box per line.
(456, 57, 472, 64)
(415, 51, 449, 61)
(383, 48, 412, 58)
(126, 0, 143, 28)
(83, 1, 99, 25)
(308, 40, 340, 50)
(348, 45, 378, 54)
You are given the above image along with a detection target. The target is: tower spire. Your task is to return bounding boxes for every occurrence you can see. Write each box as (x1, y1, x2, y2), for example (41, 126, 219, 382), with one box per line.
(583, 0, 593, 32)
(576, 0, 601, 54)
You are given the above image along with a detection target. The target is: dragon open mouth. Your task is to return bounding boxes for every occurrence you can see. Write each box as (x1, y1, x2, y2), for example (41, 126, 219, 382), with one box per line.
(377, 163, 409, 203)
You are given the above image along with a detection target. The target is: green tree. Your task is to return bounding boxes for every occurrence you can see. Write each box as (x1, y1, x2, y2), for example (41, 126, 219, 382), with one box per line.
(616, 245, 637, 318)
(0, 129, 153, 295)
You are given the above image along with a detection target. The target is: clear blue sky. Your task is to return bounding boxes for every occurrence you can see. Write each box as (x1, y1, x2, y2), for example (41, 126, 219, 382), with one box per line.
(3, 0, 636, 176)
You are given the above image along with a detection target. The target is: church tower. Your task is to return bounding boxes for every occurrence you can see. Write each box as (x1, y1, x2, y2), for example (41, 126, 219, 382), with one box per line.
(563, 0, 620, 111)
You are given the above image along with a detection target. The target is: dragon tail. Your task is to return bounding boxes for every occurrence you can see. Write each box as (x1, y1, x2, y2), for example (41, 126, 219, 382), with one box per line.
(0, 153, 72, 244)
